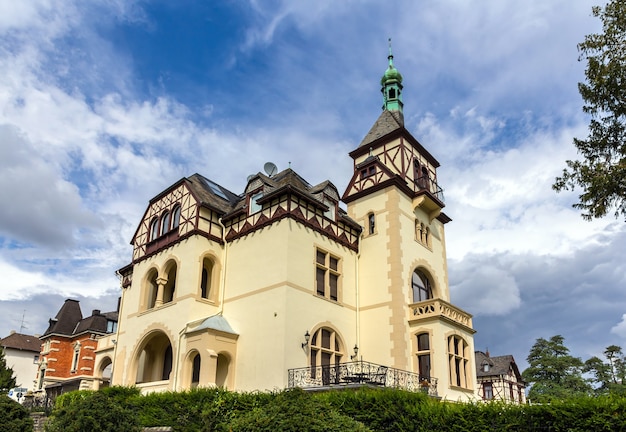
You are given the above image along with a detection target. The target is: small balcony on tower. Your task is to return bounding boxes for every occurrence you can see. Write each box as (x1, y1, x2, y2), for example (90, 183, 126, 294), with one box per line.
(413, 175, 445, 221)
(408, 298, 474, 332)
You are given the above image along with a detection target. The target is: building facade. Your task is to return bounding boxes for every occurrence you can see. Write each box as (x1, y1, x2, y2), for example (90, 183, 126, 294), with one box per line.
(0, 331, 41, 391)
(111, 48, 477, 400)
(475, 351, 526, 403)
(36, 299, 118, 397)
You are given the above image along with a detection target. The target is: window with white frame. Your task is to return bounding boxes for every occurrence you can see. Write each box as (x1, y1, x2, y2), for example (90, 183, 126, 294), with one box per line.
(448, 335, 471, 389)
(71, 342, 81, 372)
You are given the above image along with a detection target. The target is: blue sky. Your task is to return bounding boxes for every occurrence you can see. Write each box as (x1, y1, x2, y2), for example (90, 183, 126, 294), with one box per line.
(1, 0, 625, 375)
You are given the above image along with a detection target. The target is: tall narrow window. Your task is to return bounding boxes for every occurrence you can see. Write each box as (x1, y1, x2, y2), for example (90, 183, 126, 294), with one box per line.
(416, 333, 431, 381)
(412, 269, 433, 303)
(163, 264, 177, 304)
(483, 382, 493, 400)
(71, 343, 81, 372)
(368, 213, 375, 235)
(150, 218, 159, 241)
(448, 335, 470, 389)
(200, 257, 213, 299)
(315, 249, 340, 301)
(38, 367, 46, 390)
(191, 353, 201, 388)
(172, 205, 181, 229)
(160, 211, 170, 236)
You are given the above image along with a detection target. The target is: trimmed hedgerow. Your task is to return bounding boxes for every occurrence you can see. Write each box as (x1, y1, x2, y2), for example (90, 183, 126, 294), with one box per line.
(44, 386, 626, 432)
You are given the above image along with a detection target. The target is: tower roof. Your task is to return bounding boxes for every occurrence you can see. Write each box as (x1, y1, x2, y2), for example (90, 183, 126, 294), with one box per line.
(359, 109, 404, 148)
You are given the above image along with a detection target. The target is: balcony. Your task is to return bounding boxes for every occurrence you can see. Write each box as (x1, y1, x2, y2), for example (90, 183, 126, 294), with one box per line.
(409, 299, 473, 331)
(287, 360, 438, 397)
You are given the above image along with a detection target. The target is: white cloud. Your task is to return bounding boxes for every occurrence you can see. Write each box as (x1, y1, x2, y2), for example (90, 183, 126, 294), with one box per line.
(611, 315, 626, 339)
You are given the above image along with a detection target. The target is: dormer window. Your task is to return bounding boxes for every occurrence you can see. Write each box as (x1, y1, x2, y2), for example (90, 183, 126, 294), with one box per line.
(482, 362, 490, 373)
(360, 166, 376, 179)
(323, 197, 336, 220)
(249, 191, 263, 214)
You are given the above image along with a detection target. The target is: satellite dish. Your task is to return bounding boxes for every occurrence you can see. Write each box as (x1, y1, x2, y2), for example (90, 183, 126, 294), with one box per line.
(264, 162, 278, 177)
(246, 174, 256, 182)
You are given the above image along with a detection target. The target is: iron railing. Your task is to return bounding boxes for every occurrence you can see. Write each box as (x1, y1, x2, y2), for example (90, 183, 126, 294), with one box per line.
(287, 360, 438, 397)
(415, 176, 445, 203)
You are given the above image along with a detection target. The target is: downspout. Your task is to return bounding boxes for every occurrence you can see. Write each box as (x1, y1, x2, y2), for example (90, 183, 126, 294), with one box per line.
(218, 218, 228, 315)
(355, 231, 363, 359)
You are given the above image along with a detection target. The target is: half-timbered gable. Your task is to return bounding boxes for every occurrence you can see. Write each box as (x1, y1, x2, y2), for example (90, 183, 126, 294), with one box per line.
(131, 175, 239, 263)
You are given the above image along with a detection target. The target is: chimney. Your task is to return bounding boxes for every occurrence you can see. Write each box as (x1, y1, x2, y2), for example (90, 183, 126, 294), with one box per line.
(92, 309, 101, 316)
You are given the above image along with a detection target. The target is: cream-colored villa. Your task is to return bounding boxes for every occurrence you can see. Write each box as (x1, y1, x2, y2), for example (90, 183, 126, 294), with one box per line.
(106, 48, 477, 401)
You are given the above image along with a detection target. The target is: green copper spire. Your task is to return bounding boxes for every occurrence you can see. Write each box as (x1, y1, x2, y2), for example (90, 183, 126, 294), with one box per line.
(380, 38, 403, 113)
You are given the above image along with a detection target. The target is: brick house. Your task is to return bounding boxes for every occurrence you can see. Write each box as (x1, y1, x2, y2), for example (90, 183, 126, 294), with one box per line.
(36, 299, 118, 398)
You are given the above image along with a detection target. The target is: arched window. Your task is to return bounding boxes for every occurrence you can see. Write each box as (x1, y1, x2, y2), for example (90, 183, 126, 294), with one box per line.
(216, 353, 230, 388)
(191, 353, 200, 388)
(310, 327, 343, 385)
(146, 269, 158, 310)
(172, 205, 181, 229)
(416, 333, 431, 381)
(163, 263, 177, 304)
(160, 211, 170, 236)
(368, 213, 376, 235)
(200, 257, 213, 299)
(448, 335, 471, 389)
(150, 218, 159, 241)
(412, 270, 433, 303)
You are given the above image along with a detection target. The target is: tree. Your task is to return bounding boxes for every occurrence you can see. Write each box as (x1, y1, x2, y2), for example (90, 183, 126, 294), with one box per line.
(553, 0, 626, 220)
(0, 347, 16, 393)
(584, 344, 626, 394)
(522, 335, 592, 402)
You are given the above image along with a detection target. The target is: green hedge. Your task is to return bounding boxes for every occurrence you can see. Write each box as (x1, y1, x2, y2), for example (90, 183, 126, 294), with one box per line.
(0, 394, 33, 432)
(44, 386, 626, 432)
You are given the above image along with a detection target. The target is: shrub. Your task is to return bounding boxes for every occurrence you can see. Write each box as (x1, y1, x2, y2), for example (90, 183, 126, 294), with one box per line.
(46, 390, 141, 432)
(0, 394, 33, 432)
(229, 388, 371, 431)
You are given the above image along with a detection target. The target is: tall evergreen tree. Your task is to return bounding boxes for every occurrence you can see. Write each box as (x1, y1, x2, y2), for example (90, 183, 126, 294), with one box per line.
(553, 0, 626, 220)
(0, 347, 16, 392)
(522, 335, 591, 402)
(585, 345, 626, 394)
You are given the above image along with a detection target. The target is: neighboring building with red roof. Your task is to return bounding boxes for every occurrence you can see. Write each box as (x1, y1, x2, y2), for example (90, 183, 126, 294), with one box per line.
(475, 350, 526, 404)
(35, 299, 118, 398)
(0, 331, 41, 391)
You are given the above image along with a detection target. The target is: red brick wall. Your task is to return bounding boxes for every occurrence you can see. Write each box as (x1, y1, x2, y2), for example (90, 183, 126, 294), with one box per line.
(41, 334, 99, 379)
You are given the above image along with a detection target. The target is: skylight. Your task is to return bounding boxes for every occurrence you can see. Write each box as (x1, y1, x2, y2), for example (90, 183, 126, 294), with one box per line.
(203, 178, 229, 200)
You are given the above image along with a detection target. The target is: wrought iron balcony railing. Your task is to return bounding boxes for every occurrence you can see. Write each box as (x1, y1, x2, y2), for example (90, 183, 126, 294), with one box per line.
(287, 360, 438, 397)
(415, 176, 445, 203)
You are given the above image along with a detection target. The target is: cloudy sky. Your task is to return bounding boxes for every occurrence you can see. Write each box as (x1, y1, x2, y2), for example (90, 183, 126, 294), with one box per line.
(1, 0, 624, 373)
